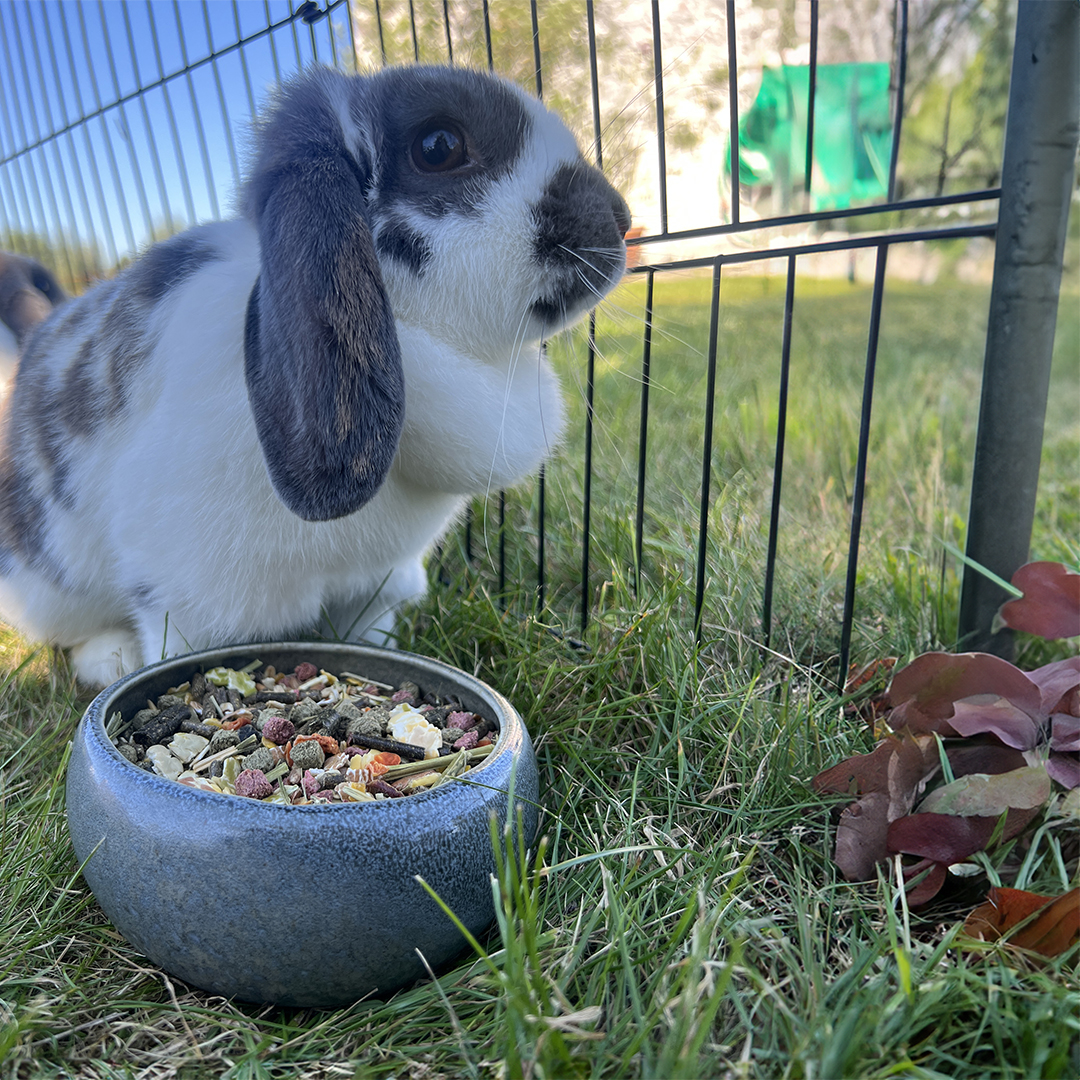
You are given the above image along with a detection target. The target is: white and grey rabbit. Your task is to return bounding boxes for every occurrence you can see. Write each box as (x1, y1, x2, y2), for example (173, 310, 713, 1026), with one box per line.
(0, 252, 66, 395)
(0, 64, 630, 686)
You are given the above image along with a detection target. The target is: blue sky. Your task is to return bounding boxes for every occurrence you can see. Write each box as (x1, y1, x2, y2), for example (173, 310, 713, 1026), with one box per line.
(0, 0, 354, 269)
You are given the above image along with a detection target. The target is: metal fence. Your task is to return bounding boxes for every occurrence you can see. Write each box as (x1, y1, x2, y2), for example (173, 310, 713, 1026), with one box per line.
(0, 0, 1076, 682)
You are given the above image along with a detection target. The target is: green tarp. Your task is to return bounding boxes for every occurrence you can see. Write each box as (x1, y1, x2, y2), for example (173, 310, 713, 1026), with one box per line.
(731, 62, 894, 212)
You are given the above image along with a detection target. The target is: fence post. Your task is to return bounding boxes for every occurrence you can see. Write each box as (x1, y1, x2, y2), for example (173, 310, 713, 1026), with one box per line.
(958, 0, 1079, 657)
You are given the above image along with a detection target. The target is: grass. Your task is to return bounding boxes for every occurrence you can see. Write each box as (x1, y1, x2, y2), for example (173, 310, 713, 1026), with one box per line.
(1, 270, 1077, 1078)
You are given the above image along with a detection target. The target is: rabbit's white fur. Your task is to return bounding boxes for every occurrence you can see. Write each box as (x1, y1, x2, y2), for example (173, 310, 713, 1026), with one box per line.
(0, 66, 629, 686)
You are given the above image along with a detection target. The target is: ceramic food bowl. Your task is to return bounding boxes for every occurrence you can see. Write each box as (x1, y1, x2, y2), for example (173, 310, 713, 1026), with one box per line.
(65, 642, 538, 1008)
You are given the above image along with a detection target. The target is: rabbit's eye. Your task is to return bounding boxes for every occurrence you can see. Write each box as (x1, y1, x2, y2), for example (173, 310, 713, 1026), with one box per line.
(411, 122, 467, 173)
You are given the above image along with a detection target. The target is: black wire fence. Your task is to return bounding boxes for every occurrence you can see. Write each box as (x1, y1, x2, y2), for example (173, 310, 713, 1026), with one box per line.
(0, 0, 1075, 682)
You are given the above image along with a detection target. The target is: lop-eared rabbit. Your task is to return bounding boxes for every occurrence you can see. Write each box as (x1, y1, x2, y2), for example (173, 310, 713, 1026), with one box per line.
(0, 65, 630, 686)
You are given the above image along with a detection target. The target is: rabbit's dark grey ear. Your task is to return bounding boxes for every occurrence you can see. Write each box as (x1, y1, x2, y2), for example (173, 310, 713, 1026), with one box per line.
(243, 72, 404, 523)
(0, 252, 66, 343)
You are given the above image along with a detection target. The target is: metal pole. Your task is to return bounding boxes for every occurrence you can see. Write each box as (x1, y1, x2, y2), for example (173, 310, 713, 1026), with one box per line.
(958, 0, 1080, 656)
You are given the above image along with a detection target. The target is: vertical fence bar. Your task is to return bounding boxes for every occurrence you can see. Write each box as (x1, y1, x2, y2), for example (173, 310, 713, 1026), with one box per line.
(28, 4, 95, 284)
(531, 0, 544, 609)
(650, 0, 668, 235)
(482, 0, 492, 71)
(958, 0, 1080, 657)
(579, 0, 603, 634)
(762, 256, 796, 652)
(53, 9, 122, 270)
(804, 0, 818, 199)
(694, 258, 723, 640)
(443, 0, 453, 64)
(372, 0, 387, 65)
(407, 0, 419, 62)
(838, 244, 889, 687)
(144, 2, 198, 228)
(886, 0, 908, 202)
(726, 0, 739, 225)
(95, 2, 156, 245)
(634, 269, 655, 594)
(120, 4, 176, 236)
(530, 1, 541, 98)
(580, 314, 596, 634)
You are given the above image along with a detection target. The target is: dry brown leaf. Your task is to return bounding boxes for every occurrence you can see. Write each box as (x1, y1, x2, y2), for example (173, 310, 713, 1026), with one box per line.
(962, 886, 1080, 958)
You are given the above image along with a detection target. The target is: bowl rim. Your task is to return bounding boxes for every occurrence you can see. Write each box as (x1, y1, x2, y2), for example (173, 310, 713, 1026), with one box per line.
(76, 641, 530, 816)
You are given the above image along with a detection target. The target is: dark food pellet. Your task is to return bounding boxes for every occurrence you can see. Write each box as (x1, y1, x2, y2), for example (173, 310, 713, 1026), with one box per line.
(132, 702, 191, 747)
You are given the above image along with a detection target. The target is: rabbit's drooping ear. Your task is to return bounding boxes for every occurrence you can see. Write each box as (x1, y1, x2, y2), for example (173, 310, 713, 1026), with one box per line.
(243, 71, 404, 523)
(0, 252, 66, 344)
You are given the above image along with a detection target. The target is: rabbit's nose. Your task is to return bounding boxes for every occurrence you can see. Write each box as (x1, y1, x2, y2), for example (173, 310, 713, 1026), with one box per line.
(613, 194, 632, 239)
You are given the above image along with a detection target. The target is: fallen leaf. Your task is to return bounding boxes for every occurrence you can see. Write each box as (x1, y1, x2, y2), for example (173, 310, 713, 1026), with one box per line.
(948, 694, 1044, 750)
(963, 886, 1080, 958)
(996, 562, 1080, 640)
(887, 813, 998, 865)
(1046, 753, 1080, 790)
(834, 792, 890, 881)
(845, 657, 899, 693)
(887, 805, 1041, 864)
(887, 653, 1043, 736)
(1054, 787, 1080, 818)
(902, 858, 949, 908)
(945, 739, 1028, 779)
(812, 733, 938, 805)
(816, 734, 942, 881)
(1050, 713, 1080, 754)
(916, 765, 1051, 817)
(1026, 656, 1080, 716)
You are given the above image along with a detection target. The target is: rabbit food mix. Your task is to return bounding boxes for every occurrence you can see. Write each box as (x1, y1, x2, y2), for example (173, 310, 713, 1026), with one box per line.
(108, 661, 498, 805)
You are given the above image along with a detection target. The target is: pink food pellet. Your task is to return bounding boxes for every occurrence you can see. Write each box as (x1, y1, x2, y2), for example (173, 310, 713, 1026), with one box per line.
(368, 778, 404, 798)
(453, 730, 479, 752)
(446, 711, 477, 730)
(235, 769, 274, 799)
(302, 770, 322, 796)
(261, 715, 296, 744)
(391, 688, 415, 704)
(294, 662, 319, 682)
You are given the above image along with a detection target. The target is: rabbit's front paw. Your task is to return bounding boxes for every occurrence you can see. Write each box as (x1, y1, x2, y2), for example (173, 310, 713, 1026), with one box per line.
(70, 631, 143, 688)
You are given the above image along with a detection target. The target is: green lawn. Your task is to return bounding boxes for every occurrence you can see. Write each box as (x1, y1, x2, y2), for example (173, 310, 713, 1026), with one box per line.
(1, 271, 1077, 1078)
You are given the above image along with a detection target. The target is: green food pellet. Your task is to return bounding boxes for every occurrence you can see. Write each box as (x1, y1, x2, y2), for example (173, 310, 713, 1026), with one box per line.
(290, 740, 324, 771)
(242, 747, 277, 773)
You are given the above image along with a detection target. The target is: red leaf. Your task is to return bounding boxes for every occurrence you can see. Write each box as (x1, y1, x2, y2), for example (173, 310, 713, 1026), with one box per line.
(887, 805, 1041, 863)
(948, 694, 1044, 749)
(1027, 657, 1080, 716)
(963, 886, 1080, 958)
(834, 792, 890, 881)
(1050, 714, 1080, 754)
(1046, 752, 1080, 790)
(812, 733, 938, 802)
(945, 740, 1028, 778)
(887, 813, 998, 863)
(903, 858, 949, 907)
(886, 652, 1043, 736)
(997, 562, 1080, 640)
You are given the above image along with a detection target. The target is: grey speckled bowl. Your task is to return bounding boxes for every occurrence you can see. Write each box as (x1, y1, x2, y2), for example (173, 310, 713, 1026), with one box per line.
(66, 642, 537, 1008)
